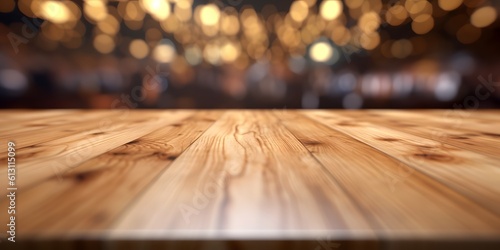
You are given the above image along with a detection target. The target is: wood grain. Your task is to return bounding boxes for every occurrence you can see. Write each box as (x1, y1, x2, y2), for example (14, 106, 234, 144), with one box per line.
(0, 111, 124, 155)
(276, 110, 500, 237)
(368, 110, 500, 136)
(342, 110, 500, 159)
(304, 110, 500, 217)
(9, 111, 220, 236)
(0, 111, 188, 196)
(0, 110, 76, 126)
(112, 110, 372, 238)
(0, 110, 499, 246)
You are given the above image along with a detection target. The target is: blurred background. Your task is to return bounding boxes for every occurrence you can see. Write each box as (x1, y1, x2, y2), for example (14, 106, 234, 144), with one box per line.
(0, 0, 499, 109)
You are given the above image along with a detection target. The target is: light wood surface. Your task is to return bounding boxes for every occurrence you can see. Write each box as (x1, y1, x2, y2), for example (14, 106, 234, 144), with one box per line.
(0, 110, 499, 247)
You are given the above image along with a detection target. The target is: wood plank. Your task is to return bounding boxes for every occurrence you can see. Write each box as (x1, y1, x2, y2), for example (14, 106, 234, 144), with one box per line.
(304, 111, 500, 217)
(0, 111, 125, 155)
(368, 110, 500, 136)
(415, 110, 500, 122)
(1, 110, 499, 245)
(276, 111, 500, 237)
(0, 110, 87, 134)
(337, 110, 500, 159)
(112, 110, 373, 238)
(6, 111, 220, 237)
(0, 110, 112, 134)
(0, 110, 76, 125)
(0, 111, 192, 196)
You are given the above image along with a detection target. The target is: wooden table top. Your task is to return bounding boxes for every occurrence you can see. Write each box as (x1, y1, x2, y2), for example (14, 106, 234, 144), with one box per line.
(1, 110, 500, 248)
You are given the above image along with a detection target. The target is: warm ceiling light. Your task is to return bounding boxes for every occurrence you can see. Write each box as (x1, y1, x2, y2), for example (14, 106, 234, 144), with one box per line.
(200, 4, 220, 26)
(386, 5, 408, 26)
(412, 14, 434, 34)
(203, 43, 221, 65)
(174, 0, 192, 22)
(360, 32, 380, 50)
(310, 41, 333, 63)
(220, 41, 240, 63)
(84, 0, 108, 22)
(153, 41, 176, 63)
(290, 1, 309, 23)
(345, 0, 363, 9)
(129, 39, 150, 59)
(93, 34, 115, 54)
(320, 0, 343, 21)
(438, 0, 463, 11)
(40, 1, 71, 24)
(471, 6, 497, 28)
(359, 11, 381, 34)
(141, 0, 171, 21)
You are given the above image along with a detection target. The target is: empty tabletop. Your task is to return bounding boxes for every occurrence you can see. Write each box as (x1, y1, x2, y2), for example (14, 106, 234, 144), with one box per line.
(1, 110, 500, 249)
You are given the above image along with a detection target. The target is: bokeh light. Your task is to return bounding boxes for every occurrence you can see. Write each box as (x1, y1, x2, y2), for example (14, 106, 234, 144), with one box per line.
(153, 40, 176, 63)
(320, 0, 343, 21)
(129, 39, 150, 59)
(310, 41, 333, 63)
(200, 4, 220, 26)
(40, 1, 71, 24)
(93, 34, 115, 54)
(471, 6, 497, 28)
(0, 0, 499, 109)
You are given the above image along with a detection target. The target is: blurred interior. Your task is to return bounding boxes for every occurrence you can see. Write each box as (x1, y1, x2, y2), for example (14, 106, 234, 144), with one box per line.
(0, 0, 499, 109)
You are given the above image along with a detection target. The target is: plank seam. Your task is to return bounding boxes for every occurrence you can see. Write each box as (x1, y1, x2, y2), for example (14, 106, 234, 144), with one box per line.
(304, 111, 500, 219)
(271, 110, 381, 233)
(109, 111, 223, 231)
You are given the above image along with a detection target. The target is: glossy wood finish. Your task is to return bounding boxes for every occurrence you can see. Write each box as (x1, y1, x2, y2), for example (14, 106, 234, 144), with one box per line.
(0, 110, 499, 246)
